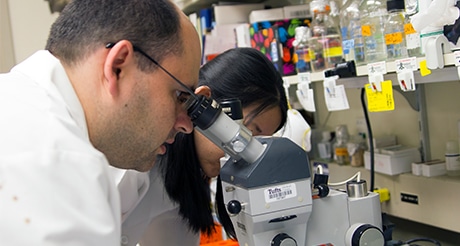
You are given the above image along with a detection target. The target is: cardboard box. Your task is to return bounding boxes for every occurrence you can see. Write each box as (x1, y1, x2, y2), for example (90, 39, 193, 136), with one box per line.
(364, 146, 421, 175)
(283, 4, 311, 19)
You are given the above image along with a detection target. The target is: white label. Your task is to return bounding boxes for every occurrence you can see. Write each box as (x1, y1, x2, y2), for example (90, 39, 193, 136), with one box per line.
(454, 51, 460, 67)
(297, 72, 311, 84)
(367, 61, 387, 75)
(446, 155, 460, 171)
(406, 33, 420, 49)
(395, 57, 418, 72)
(264, 183, 297, 203)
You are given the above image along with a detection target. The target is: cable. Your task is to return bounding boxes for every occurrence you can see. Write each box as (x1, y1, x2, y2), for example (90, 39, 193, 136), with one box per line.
(361, 88, 375, 192)
(405, 237, 442, 246)
(328, 172, 361, 187)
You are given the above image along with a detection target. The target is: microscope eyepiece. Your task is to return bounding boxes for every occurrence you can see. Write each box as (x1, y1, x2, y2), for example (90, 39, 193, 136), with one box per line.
(186, 95, 221, 130)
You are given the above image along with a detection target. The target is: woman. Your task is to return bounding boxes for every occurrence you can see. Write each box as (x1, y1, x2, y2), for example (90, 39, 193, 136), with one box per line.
(122, 47, 288, 245)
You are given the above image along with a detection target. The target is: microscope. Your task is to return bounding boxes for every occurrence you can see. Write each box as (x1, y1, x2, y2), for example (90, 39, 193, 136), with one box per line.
(186, 95, 384, 246)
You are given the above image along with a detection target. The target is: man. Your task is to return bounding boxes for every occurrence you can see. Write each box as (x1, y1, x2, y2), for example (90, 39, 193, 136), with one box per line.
(0, 0, 201, 244)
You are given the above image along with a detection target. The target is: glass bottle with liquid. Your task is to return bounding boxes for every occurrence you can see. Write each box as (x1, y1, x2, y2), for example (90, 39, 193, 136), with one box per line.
(334, 124, 350, 165)
(445, 140, 460, 176)
(293, 26, 312, 73)
(404, 0, 422, 57)
(308, 0, 344, 72)
(339, 0, 365, 64)
(384, 0, 408, 61)
(359, 0, 388, 63)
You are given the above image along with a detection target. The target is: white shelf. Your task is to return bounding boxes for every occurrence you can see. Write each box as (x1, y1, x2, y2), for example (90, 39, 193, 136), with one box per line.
(283, 53, 459, 88)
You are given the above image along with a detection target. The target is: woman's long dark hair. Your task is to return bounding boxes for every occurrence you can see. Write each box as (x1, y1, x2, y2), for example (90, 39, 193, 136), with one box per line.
(158, 48, 288, 239)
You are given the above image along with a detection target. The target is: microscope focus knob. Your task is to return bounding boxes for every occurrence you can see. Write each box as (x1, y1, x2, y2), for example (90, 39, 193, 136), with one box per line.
(226, 200, 242, 216)
(345, 223, 384, 246)
(316, 183, 330, 198)
(271, 233, 297, 246)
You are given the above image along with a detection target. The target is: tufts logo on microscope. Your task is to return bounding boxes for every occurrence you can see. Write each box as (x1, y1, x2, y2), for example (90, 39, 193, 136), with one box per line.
(264, 183, 297, 203)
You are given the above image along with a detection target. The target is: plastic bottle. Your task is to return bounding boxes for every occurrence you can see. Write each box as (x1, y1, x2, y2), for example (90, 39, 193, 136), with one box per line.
(317, 131, 332, 161)
(404, 0, 422, 57)
(445, 140, 460, 176)
(359, 0, 388, 63)
(293, 26, 312, 73)
(334, 124, 350, 165)
(339, 0, 365, 64)
(384, 0, 408, 61)
(308, 0, 344, 72)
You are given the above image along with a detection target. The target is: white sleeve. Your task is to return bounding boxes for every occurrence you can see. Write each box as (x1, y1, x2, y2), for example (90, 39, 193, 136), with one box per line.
(0, 151, 121, 245)
(138, 207, 200, 246)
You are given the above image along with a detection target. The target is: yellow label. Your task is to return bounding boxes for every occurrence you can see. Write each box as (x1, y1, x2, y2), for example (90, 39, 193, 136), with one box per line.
(404, 23, 416, 35)
(385, 32, 403, 45)
(335, 147, 349, 156)
(419, 60, 431, 76)
(361, 25, 372, 37)
(324, 47, 343, 57)
(309, 48, 316, 60)
(365, 80, 395, 112)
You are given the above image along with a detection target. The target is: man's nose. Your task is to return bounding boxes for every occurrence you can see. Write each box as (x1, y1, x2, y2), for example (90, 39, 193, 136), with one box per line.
(174, 109, 194, 134)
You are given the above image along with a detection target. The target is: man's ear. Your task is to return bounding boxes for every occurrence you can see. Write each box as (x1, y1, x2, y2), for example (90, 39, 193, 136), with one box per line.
(194, 85, 211, 98)
(103, 40, 135, 97)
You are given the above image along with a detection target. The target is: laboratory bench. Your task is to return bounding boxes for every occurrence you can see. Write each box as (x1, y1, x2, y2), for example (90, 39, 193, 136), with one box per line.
(389, 214, 460, 246)
(320, 161, 460, 245)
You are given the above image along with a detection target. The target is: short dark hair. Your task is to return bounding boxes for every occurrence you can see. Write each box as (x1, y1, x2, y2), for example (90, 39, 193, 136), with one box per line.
(45, 0, 183, 71)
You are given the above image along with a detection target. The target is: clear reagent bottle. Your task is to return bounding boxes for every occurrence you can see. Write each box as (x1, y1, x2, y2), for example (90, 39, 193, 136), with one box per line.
(334, 124, 350, 165)
(308, 0, 344, 72)
(384, 0, 408, 61)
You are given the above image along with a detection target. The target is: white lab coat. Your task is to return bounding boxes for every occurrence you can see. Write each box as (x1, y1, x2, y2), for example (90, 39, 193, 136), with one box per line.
(0, 51, 121, 245)
(118, 165, 200, 246)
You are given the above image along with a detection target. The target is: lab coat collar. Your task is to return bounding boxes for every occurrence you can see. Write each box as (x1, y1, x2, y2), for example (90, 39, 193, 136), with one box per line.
(109, 168, 150, 222)
(11, 50, 89, 139)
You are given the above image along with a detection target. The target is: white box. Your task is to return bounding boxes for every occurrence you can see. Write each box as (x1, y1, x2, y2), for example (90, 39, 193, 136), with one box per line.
(203, 24, 241, 59)
(422, 161, 447, 177)
(411, 162, 423, 176)
(214, 4, 265, 25)
(249, 8, 284, 24)
(371, 135, 397, 149)
(283, 4, 311, 19)
(364, 146, 421, 175)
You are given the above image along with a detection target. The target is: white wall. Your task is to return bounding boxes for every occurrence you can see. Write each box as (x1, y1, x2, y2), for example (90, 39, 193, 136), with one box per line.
(1, 0, 58, 72)
(0, 0, 15, 72)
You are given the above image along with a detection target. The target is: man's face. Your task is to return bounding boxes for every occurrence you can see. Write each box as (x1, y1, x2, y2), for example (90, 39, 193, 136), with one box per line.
(102, 14, 202, 172)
